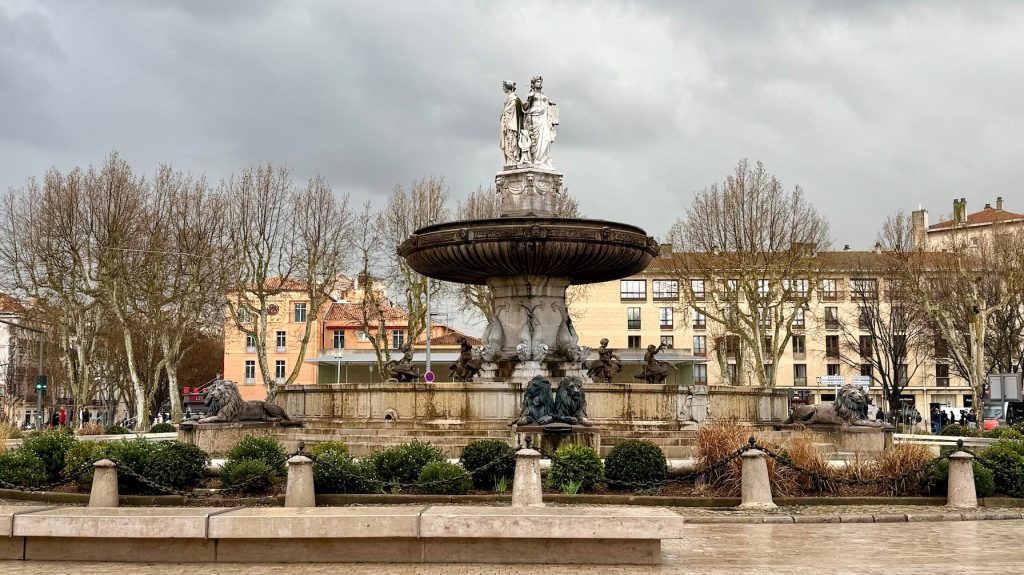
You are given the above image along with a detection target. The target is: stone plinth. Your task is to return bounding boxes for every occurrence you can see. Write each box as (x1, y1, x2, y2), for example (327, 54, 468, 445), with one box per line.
(495, 167, 564, 217)
(511, 448, 544, 507)
(178, 421, 300, 457)
(513, 423, 600, 455)
(771, 424, 894, 455)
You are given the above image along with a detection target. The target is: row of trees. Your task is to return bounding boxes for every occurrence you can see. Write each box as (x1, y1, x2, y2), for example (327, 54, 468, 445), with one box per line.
(668, 159, 1024, 415)
(0, 154, 582, 428)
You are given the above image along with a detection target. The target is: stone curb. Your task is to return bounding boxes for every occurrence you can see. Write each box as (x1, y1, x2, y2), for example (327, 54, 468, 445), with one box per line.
(683, 512, 1024, 524)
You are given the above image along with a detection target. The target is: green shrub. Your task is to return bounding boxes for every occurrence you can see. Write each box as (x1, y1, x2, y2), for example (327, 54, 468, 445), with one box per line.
(226, 435, 286, 474)
(928, 459, 996, 498)
(221, 459, 275, 494)
(141, 442, 210, 491)
(459, 440, 516, 490)
(21, 428, 77, 482)
(99, 438, 161, 494)
(546, 443, 603, 493)
(604, 439, 667, 489)
(417, 461, 473, 495)
(977, 440, 1024, 497)
(149, 423, 176, 433)
(365, 441, 445, 486)
(0, 448, 48, 487)
(61, 441, 109, 483)
(982, 427, 1022, 440)
(939, 424, 976, 437)
(104, 426, 131, 435)
(311, 442, 379, 494)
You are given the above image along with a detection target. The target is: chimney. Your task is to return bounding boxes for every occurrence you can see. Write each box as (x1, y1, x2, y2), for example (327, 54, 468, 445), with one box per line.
(911, 208, 929, 251)
(873, 241, 883, 254)
(996, 196, 1004, 210)
(985, 203, 992, 210)
(843, 244, 851, 251)
(659, 243, 673, 257)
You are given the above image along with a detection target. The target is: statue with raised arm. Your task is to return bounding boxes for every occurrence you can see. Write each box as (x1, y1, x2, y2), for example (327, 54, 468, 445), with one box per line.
(635, 343, 671, 384)
(500, 81, 522, 167)
(520, 75, 558, 170)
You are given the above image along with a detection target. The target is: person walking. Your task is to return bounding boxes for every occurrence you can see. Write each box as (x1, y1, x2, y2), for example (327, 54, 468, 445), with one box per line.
(931, 407, 941, 434)
(58, 407, 67, 427)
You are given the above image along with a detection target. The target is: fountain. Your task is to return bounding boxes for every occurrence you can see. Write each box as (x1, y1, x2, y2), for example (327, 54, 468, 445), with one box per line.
(399, 75, 660, 383)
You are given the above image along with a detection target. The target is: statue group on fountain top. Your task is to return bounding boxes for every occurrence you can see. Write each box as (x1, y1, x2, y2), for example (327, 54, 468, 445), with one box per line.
(501, 76, 559, 170)
(584, 338, 623, 383)
(634, 342, 675, 384)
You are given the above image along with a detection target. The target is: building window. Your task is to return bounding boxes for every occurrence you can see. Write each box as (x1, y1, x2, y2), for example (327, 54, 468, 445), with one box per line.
(825, 335, 840, 358)
(690, 279, 705, 301)
(725, 335, 740, 358)
(275, 360, 286, 381)
(821, 279, 838, 301)
(936, 363, 950, 387)
(237, 306, 252, 324)
(293, 302, 307, 323)
(244, 360, 256, 384)
(627, 335, 642, 349)
(333, 330, 345, 349)
(860, 364, 873, 378)
(692, 308, 706, 329)
(245, 334, 256, 353)
(824, 307, 839, 330)
(792, 335, 806, 355)
(357, 330, 369, 342)
(792, 307, 805, 329)
(934, 333, 948, 358)
(659, 307, 673, 330)
(757, 307, 771, 328)
(392, 330, 405, 350)
(793, 364, 807, 386)
(660, 335, 674, 348)
(693, 335, 707, 356)
(694, 364, 708, 385)
(620, 279, 646, 301)
(763, 363, 774, 381)
(757, 279, 770, 298)
(653, 279, 679, 301)
(851, 278, 878, 300)
(896, 364, 909, 386)
(858, 307, 871, 331)
(859, 335, 872, 358)
(627, 307, 641, 330)
(827, 364, 841, 376)
(276, 331, 286, 352)
(785, 278, 809, 298)
(726, 364, 738, 385)
(763, 335, 773, 352)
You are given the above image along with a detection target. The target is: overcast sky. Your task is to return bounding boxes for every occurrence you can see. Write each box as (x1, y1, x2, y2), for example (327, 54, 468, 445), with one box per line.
(2, 0, 1022, 249)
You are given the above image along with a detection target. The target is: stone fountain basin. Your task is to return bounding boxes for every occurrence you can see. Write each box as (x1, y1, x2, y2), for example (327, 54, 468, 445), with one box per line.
(398, 217, 660, 285)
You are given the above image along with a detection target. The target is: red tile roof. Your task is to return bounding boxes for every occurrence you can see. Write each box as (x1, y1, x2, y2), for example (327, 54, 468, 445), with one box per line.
(324, 301, 408, 325)
(930, 207, 1024, 230)
(0, 294, 25, 314)
(426, 328, 482, 347)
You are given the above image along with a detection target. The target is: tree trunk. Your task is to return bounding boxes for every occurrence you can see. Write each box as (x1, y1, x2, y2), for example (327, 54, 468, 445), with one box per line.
(167, 361, 182, 423)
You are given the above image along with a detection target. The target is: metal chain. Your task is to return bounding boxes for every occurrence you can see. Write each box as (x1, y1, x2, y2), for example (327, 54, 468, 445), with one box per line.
(109, 451, 296, 497)
(306, 447, 518, 491)
(0, 462, 94, 493)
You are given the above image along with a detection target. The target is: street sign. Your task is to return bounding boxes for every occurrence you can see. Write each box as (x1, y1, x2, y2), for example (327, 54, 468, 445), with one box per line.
(819, 375, 845, 386)
(424, 370, 435, 383)
(851, 375, 872, 389)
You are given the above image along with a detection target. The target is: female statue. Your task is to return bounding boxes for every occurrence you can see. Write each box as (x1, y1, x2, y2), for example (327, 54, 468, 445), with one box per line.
(520, 76, 557, 169)
(500, 81, 522, 167)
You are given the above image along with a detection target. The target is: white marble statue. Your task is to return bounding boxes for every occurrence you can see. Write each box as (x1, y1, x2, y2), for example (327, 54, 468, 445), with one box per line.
(500, 81, 522, 167)
(501, 75, 558, 170)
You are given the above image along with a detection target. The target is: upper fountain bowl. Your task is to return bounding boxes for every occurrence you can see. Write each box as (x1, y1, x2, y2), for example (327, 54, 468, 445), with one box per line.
(398, 217, 661, 286)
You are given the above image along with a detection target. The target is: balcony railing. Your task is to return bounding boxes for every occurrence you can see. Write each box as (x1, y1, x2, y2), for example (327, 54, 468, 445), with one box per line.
(793, 377, 808, 386)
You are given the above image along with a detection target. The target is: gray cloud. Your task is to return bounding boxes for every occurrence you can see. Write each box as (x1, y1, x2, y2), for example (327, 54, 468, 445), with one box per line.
(2, 0, 1023, 247)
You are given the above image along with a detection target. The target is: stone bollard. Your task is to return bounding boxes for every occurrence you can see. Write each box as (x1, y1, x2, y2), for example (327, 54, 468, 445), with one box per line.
(738, 449, 776, 510)
(511, 447, 544, 508)
(946, 450, 978, 509)
(89, 459, 119, 507)
(285, 455, 316, 508)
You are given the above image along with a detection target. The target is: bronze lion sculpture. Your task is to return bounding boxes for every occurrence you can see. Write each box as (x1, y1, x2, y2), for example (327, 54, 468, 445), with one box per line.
(511, 376, 555, 426)
(196, 379, 294, 424)
(785, 384, 882, 427)
(553, 376, 592, 426)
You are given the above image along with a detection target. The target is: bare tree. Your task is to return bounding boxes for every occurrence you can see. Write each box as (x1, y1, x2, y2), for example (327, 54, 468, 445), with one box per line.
(350, 202, 393, 377)
(379, 177, 449, 347)
(667, 159, 830, 388)
(906, 222, 1024, 414)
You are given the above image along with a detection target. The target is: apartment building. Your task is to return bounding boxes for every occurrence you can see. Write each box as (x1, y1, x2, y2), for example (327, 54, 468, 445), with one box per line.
(913, 197, 1024, 251)
(571, 250, 971, 412)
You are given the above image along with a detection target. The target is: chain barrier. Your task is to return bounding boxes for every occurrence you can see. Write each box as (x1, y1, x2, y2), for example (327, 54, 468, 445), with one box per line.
(0, 461, 94, 493)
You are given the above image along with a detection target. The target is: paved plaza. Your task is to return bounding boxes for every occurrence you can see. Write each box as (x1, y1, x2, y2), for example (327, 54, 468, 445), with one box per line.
(1, 519, 1020, 574)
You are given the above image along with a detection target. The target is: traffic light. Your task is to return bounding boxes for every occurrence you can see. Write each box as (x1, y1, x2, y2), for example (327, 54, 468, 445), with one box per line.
(35, 375, 47, 394)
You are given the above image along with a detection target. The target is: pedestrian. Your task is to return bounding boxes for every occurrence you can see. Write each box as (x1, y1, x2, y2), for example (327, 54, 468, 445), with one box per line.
(58, 407, 67, 427)
(49, 410, 59, 428)
(875, 407, 885, 422)
(82, 409, 91, 425)
(931, 407, 941, 434)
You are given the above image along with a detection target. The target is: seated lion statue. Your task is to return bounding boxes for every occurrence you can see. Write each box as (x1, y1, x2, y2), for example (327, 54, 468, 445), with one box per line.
(511, 376, 555, 426)
(553, 376, 592, 426)
(195, 379, 295, 424)
(785, 384, 883, 427)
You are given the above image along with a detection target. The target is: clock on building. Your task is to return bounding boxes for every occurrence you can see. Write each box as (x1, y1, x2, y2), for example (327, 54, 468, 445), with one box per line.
(266, 304, 279, 316)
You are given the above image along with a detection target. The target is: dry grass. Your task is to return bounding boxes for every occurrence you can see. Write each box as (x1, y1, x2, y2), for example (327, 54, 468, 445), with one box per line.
(78, 421, 106, 436)
(695, 420, 935, 497)
(0, 423, 10, 453)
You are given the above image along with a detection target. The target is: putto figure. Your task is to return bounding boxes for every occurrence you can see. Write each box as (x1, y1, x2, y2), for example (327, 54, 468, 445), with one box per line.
(449, 337, 482, 382)
(635, 343, 672, 384)
(500, 75, 559, 170)
(584, 338, 623, 383)
(386, 343, 419, 382)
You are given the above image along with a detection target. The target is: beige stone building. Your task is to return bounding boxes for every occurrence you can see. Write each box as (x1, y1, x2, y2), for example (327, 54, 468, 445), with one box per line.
(571, 250, 972, 413)
(913, 196, 1023, 251)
